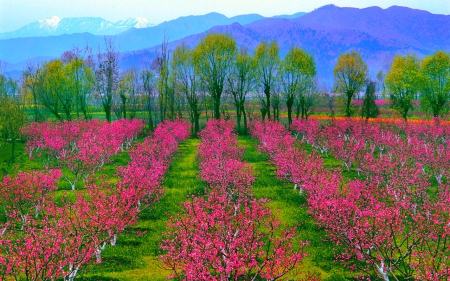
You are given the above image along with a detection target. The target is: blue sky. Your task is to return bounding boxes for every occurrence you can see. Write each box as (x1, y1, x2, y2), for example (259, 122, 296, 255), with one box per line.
(0, 0, 449, 33)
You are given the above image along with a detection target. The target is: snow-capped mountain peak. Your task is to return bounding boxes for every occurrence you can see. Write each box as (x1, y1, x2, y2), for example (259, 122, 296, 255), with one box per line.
(0, 16, 156, 39)
(134, 17, 154, 28)
(112, 17, 154, 29)
(38, 16, 61, 29)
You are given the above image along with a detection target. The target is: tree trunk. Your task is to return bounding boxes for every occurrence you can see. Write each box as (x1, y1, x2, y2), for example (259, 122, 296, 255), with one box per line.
(300, 96, 306, 119)
(242, 105, 247, 135)
(260, 107, 266, 121)
(264, 85, 271, 120)
(11, 139, 16, 162)
(194, 112, 200, 134)
(64, 107, 72, 121)
(236, 105, 242, 134)
(148, 108, 154, 131)
(33, 93, 39, 122)
(121, 94, 127, 119)
(273, 105, 279, 121)
(214, 95, 221, 119)
(105, 108, 111, 122)
(346, 92, 353, 117)
(286, 96, 294, 125)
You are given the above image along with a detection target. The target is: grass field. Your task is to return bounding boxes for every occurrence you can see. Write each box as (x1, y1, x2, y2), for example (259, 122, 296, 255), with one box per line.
(0, 130, 359, 280)
(66, 135, 353, 280)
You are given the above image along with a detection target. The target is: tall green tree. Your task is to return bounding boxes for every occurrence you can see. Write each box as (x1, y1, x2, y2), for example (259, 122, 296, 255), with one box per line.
(334, 51, 368, 117)
(296, 79, 320, 120)
(172, 43, 201, 133)
(361, 80, 379, 120)
(36, 59, 74, 120)
(279, 46, 316, 124)
(194, 33, 237, 119)
(385, 54, 422, 121)
(0, 73, 18, 98)
(420, 50, 450, 117)
(63, 52, 95, 119)
(154, 36, 173, 121)
(226, 47, 255, 134)
(0, 96, 26, 162)
(141, 69, 157, 130)
(22, 63, 44, 122)
(255, 40, 279, 120)
(116, 68, 140, 119)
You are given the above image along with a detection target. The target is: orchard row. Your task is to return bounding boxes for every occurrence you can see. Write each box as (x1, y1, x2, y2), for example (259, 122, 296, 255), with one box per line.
(0, 119, 190, 280)
(2, 117, 450, 280)
(250, 119, 450, 280)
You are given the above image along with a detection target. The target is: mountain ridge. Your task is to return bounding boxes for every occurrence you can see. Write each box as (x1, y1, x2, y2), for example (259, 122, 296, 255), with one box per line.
(0, 16, 155, 39)
(119, 5, 450, 85)
(2, 5, 449, 86)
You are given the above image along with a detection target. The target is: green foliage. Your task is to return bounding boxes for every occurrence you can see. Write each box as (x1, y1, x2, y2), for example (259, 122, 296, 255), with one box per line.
(65, 57, 95, 119)
(324, 275, 349, 281)
(0, 73, 18, 98)
(0, 97, 26, 162)
(385, 54, 422, 121)
(420, 50, 450, 117)
(361, 81, 379, 119)
(255, 40, 280, 120)
(227, 47, 256, 134)
(172, 43, 201, 133)
(193, 33, 237, 119)
(279, 46, 316, 124)
(333, 51, 368, 117)
(25, 57, 95, 121)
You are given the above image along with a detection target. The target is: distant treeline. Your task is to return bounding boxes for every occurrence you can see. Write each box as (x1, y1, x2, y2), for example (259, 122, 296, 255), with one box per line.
(0, 33, 449, 137)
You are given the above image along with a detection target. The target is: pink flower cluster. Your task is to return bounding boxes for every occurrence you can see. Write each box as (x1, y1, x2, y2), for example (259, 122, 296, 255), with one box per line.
(253, 118, 450, 280)
(250, 120, 324, 194)
(1, 120, 190, 281)
(161, 119, 307, 280)
(23, 119, 145, 190)
(118, 119, 191, 208)
(197, 119, 254, 195)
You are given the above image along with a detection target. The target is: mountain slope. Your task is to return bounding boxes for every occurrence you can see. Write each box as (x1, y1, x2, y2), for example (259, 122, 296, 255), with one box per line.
(0, 16, 155, 39)
(0, 12, 265, 64)
(3, 5, 450, 85)
(120, 5, 449, 85)
(114, 12, 265, 52)
(0, 33, 104, 63)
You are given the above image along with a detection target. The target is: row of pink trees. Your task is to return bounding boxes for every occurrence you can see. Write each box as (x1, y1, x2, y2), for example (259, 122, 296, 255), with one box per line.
(1, 120, 191, 281)
(161, 119, 308, 281)
(23, 119, 145, 190)
(251, 119, 450, 280)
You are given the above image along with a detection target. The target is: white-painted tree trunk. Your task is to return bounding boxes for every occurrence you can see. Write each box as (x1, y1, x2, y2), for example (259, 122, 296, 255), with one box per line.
(65, 264, 79, 281)
(111, 234, 117, 246)
(376, 262, 390, 281)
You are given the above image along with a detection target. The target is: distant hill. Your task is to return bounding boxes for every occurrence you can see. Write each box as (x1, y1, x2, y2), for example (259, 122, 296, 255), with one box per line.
(120, 5, 450, 85)
(272, 12, 306, 19)
(0, 12, 267, 64)
(114, 12, 266, 54)
(0, 16, 155, 39)
(2, 5, 449, 86)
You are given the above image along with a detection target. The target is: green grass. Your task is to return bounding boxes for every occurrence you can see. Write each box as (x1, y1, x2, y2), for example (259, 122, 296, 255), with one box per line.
(82, 136, 352, 280)
(76, 138, 205, 281)
(0, 133, 356, 280)
(239, 136, 351, 280)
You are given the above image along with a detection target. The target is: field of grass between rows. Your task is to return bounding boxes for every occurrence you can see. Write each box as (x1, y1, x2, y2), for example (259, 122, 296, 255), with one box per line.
(51, 135, 351, 280)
